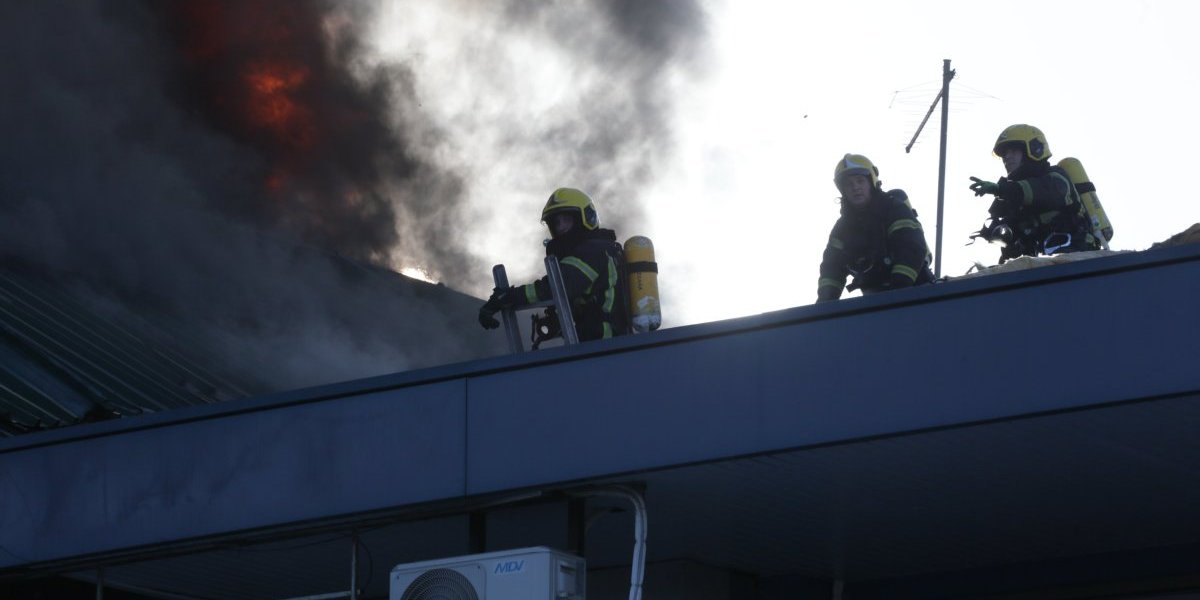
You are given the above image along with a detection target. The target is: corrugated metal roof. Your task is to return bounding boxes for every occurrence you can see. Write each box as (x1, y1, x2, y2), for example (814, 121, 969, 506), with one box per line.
(0, 252, 504, 437)
(0, 267, 251, 436)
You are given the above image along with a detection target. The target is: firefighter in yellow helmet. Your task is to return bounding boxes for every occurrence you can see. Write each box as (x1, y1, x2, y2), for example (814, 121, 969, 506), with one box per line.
(478, 188, 629, 341)
(968, 124, 1099, 263)
(817, 154, 934, 302)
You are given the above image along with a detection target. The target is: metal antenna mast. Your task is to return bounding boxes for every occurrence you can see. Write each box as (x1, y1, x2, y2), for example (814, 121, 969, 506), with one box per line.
(906, 59, 956, 279)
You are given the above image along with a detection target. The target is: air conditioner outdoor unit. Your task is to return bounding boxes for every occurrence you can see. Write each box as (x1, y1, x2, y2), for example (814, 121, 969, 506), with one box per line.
(389, 546, 586, 600)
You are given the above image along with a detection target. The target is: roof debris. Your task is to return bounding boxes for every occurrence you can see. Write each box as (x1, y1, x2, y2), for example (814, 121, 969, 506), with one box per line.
(956, 223, 1200, 279)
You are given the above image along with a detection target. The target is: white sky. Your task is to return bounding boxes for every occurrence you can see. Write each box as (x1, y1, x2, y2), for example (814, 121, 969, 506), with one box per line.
(374, 1, 1200, 327)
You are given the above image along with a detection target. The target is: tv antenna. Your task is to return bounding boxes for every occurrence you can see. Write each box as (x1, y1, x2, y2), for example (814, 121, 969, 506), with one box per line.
(905, 59, 956, 279)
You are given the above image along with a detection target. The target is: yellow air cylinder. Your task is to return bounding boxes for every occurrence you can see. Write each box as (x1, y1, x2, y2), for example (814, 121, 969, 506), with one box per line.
(623, 236, 661, 333)
(1057, 157, 1113, 244)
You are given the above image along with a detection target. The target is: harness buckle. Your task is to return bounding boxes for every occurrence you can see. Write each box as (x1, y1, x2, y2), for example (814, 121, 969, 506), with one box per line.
(1043, 232, 1073, 255)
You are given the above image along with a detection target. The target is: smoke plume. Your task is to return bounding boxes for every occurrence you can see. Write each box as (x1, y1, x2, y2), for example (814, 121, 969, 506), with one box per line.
(0, 0, 709, 391)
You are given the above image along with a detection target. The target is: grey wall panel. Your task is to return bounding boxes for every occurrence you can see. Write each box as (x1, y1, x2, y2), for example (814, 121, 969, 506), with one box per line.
(464, 257, 1200, 493)
(0, 381, 467, 568)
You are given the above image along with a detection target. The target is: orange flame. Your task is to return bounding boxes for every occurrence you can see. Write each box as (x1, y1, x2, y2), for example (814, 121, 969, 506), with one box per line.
(162, 1, 372, 199)
(244, 61, 316, 150)
(265, 168, 288, 193)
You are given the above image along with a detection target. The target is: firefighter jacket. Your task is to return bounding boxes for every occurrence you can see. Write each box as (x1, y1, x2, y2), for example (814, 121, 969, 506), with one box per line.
(817, 189, 933, 302)
(986, 160, 1099, 262)
(509, 228, 629, 341)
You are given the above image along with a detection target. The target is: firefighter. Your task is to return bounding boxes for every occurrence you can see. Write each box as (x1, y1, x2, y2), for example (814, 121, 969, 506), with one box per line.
(968, 124, 1099, 263)
(817, 154, 934, 303)
(478, 188, 628, 341)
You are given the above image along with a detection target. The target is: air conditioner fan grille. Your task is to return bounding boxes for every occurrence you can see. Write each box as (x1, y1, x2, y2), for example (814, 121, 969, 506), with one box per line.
(399, 567, 480, 600)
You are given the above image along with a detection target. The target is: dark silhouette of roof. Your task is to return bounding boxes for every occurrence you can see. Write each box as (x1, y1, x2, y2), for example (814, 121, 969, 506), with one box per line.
(0, 265, 248, 436)
(0, 255, 504, 437)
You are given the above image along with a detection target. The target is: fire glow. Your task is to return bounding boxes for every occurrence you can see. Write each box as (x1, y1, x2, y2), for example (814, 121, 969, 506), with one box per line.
(162, 1, 329, 192)
(156, 0, 411, 262)
(244, 61, 316, 149)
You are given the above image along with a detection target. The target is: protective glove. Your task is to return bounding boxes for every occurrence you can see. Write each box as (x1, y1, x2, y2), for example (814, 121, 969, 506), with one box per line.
(815, 288, 840, 303)
(887, 272, 915, 289)
(969, 176, 1000, 197)
(478, 307, 500, 329)
(477, 287, 509, 330)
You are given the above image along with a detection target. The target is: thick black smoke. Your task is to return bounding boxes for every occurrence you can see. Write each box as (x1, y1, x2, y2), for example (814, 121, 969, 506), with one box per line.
(0, 0, 709, 392)
(149, 1, 449, 266)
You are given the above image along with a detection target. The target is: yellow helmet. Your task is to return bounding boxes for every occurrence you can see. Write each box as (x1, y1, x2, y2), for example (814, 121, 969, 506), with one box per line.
(541, 187, 599, 231)
(833, 154, 880, 190)
(993, 124, 1051, 162)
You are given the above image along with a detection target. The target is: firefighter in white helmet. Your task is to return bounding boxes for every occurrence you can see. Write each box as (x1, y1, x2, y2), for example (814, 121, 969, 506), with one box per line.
(817, 154, 934, 302)
(478, 188, 629, 341)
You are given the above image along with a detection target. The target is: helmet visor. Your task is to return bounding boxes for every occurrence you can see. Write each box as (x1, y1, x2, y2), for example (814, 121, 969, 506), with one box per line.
(545, 210, 578, 237)
(836, 168, 872, 190)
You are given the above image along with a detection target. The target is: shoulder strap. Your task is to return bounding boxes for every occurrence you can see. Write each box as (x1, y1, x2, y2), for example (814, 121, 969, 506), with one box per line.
(885, 188, 910, 205)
